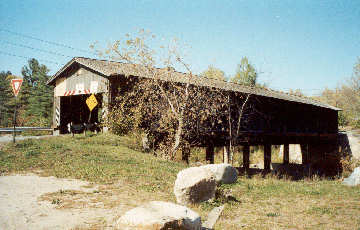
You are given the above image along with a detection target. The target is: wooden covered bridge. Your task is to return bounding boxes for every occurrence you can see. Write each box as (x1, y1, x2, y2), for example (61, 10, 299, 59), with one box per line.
(47, 57, 344, 176)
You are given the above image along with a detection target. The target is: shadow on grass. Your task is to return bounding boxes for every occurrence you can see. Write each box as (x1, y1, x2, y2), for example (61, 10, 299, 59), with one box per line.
(236, 163, 341, 181)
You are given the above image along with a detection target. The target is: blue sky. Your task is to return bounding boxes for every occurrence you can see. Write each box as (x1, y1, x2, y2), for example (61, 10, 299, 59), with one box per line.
(0, 0, 359, 95)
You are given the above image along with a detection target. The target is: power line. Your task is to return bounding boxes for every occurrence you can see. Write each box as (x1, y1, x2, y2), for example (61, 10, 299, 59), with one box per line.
(0, 28, 96, 55)
(0, 51, 64, 65)
(1, 40, 73, 58)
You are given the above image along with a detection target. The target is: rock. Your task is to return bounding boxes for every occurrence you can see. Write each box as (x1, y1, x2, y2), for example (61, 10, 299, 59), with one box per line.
(343, 167, 360, 186)
(174, 167, 216, 205)
(202, 205, 225, 229)
(200, 164, 238, 184)
(116, 201, 201, 230)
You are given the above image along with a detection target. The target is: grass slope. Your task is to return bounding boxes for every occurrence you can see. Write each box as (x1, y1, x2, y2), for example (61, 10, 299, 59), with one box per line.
(1, 133, 360, 229)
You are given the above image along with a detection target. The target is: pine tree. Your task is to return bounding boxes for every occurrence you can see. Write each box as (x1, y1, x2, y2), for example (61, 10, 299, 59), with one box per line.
(21, 59, 53, 126)
(0, 71, 13, 127)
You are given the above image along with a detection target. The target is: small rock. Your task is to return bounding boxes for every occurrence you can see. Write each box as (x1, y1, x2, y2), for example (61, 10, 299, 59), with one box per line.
(343, 167, 360, 186)
(174, 167, 216, 205)
(200, 164, 238, 184)
(116, 201, 201, 230)
(202, 205, 225, 229)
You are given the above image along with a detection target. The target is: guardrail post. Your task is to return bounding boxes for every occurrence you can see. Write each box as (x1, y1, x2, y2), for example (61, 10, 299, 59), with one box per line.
(13, 106, 16, 143)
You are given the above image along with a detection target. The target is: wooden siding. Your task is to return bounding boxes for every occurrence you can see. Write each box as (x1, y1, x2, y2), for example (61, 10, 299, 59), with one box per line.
(54, 67, 109, 96)
(54, 77, 66, 97)
(108, 75, 339, 147)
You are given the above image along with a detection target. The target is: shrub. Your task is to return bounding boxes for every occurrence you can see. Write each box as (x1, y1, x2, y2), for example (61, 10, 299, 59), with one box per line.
(340, 156, 360, 177)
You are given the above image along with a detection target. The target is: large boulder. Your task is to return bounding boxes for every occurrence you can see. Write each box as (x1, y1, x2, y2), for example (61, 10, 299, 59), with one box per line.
(116, 201, 201, 230)
(343, 167, 360, 186)
(174, 167, 216, 205)
(200, 163, 238, 184)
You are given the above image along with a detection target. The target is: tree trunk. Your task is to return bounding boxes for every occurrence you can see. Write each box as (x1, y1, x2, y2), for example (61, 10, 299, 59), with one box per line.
(170, 117, 183, 159)
(206, 145, 215, 164)
(182, 144, 190, 164)
(223, 145, 230, 164)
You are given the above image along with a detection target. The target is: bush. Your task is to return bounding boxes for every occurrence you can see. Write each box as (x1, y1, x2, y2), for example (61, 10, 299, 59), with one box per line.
(107, 106, 135, 135)
(340, 156, 360, 177)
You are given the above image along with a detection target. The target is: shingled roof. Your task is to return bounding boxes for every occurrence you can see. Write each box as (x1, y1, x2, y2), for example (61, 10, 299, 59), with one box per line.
(47, 57, 341, 111)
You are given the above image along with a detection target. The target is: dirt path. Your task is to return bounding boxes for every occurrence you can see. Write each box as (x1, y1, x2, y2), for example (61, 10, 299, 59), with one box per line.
(0, 174, 128, 230)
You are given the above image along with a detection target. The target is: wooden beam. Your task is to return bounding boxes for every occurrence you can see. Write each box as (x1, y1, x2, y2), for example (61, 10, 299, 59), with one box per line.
(206, 145, 215, 164)
(264, 144, 271, 171)
(283, 144, 289, 164)
(243, 144, 250, 173)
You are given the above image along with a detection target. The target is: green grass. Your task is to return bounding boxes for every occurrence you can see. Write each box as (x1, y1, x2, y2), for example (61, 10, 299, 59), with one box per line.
(0, 134, 186, 193)
(1, 133, 360, 229)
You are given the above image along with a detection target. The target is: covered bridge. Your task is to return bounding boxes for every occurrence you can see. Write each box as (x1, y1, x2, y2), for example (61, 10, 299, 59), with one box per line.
(47, 57, 344, 176)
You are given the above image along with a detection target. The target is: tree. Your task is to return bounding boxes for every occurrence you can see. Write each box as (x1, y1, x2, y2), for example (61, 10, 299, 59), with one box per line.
(341, 60, 360, 127)
(20, 59, 53, 126)
(0, 71, 13, 127)
(95, 30, 228, 159)
(289, 89, 304, 97)
(231, 57, 258, 86)
(318, 58, 360, 127)
(200, 65, 226, 81)
(0, 59, 53, 127)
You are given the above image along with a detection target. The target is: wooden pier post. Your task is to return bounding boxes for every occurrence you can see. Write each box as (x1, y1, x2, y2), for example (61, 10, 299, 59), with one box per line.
(264, 144, 271, 172)
(283, 143, 289, 164)
(243, 144, 250, 173)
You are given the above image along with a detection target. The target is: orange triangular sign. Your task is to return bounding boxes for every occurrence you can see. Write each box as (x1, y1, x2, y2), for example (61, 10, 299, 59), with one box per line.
(11, 79, 23, 97)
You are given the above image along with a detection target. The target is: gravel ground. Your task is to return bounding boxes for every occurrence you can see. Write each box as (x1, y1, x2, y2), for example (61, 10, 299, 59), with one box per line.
(0, 174, 125, 230)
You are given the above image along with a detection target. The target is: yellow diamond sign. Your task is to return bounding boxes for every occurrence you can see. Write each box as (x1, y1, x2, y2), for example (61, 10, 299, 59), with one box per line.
(86, 94, 98, 111)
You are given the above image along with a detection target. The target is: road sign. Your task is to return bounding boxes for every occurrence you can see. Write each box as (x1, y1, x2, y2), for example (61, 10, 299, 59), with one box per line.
(11, 79, 23, 97)
(86, 94, 98, 111)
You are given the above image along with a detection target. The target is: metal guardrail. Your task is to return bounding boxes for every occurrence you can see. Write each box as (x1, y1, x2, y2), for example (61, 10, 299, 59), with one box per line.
(0, 127, 53, 132)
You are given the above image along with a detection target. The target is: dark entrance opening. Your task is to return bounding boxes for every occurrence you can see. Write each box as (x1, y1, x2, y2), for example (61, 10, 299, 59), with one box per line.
(59, 94, 102, 134)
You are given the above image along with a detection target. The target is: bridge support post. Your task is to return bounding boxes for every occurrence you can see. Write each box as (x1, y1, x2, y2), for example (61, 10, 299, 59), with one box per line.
(264, 144, 271, 172)
(243, 144, 250, 173)
(283, 143, 289, 164)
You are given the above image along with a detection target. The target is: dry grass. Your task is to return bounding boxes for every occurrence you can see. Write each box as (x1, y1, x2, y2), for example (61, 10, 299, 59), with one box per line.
(1, 133, 360, 229)
(213, 176, 360, 230)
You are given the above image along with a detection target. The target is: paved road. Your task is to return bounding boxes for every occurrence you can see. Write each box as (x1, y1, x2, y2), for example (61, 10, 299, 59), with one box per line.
(346, 130, 360, 159)
(0, 134, 54, 143)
